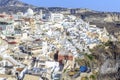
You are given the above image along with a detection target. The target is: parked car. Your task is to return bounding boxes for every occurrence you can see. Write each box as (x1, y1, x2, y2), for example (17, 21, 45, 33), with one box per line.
(0, 78, 6, 80)
(52, 73, 61, 80)
(27, 68, 47, 76)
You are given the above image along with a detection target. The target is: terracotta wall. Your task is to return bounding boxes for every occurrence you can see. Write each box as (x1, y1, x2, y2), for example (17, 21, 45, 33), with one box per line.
(58, 54, 73, 61)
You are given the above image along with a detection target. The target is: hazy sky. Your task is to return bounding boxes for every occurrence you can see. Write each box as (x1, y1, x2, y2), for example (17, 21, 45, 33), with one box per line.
(21, 0, 120, 12)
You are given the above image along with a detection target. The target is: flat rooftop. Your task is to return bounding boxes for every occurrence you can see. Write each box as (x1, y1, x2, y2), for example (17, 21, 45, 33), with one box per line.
(23, 74, 40, 80)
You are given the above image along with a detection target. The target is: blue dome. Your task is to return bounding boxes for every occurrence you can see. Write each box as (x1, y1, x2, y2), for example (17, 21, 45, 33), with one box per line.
(80, 66, 88, 72)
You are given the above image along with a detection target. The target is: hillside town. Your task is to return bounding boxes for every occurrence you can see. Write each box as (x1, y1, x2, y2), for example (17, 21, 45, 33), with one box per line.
(0, 8, 119, 80)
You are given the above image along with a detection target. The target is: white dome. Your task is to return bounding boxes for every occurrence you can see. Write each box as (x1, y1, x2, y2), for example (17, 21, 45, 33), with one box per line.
(27, 8, 34, 16)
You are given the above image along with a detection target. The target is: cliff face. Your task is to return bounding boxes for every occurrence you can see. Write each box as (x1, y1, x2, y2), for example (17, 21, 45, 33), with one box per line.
(104, 13, 120, 22)
(78, 12, 120, 23)
(90, 41, 120, 80)
(76, 11, 120, 41)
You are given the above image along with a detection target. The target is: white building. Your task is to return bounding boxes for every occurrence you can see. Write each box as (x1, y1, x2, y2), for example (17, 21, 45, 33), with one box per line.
(24, 8, 34, 18)
(13, 12, 24, 20)
(0, 21, 14, 36)
(0, 14, 14, 36)
(39, 10, 43, 20)
(50, 13, 64, 22)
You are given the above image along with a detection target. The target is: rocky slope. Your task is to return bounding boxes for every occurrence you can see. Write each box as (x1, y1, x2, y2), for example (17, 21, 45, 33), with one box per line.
(77, 11, 120, 40)
(77, 11, 120, 23)
(90, 41, 120, 80)
(0, 0, 36, 13)
(0, 0, 33, 7)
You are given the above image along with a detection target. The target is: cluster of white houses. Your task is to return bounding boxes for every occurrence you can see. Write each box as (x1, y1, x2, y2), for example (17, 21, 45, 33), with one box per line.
(0, 8, 117, 80)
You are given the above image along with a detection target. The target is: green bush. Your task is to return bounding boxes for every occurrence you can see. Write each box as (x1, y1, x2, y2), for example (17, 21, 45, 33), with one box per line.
(104, 40, 112, 46)
(0, 57, 3, 61)
(89, 75, 96, 80)
(85, 54, 94, 61)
